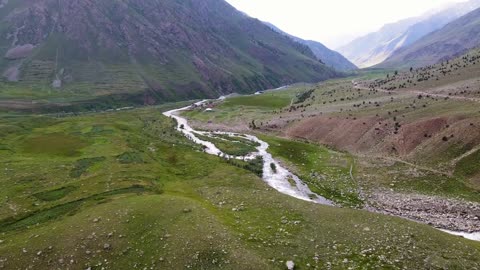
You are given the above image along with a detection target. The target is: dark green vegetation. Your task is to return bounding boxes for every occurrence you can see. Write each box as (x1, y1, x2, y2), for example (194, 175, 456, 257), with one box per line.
(0, 0, 339, 112)
(116, 152, 144, 165)
(294, 89, 315, 104)
(70, 157, 107, 178)
(0, 186, 150, 234)
(270, 162, 277, 173)
(226, 156, 265, 177)
(33, 186, 77, 202)
(21, 133, 89, 157)
(2, 106, 480, 269)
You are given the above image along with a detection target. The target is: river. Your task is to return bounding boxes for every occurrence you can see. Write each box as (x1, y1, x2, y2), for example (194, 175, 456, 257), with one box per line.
(163, 100, 479, 242)
(163, 100, 332, 206)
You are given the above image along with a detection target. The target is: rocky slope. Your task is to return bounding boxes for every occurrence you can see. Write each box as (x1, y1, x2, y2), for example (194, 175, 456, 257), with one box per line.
(378, 7, 480, 68)
(265, 22, 357, 71)
(338, 0, 480, 68)
(0, 0, 338, 106)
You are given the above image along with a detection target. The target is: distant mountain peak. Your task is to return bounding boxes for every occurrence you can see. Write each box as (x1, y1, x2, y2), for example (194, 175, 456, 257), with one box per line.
(339, 0, 480, 68)
(378, 7, 480, 68)
(264, 22, 357, 71)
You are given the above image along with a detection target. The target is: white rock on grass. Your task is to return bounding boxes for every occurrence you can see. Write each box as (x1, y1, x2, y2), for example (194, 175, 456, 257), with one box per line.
(286, 260, 295, 270)
(52, 79, 62, 88)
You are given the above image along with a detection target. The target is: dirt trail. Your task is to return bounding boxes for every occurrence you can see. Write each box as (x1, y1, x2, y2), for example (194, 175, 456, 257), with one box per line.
(451, 145, 480, 166)
(353, 80, 480, 103)
(352, 79, 480, 172)
(358, 154, 451, 176)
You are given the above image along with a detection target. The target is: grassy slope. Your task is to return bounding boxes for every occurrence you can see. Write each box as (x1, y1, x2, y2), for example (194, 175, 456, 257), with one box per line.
(1, 107, 480, 269)
(456, 150, 480, 177)
(0, 0, 339, 110)
(182, 64, 480, 201)
(181, 87, 301, 128)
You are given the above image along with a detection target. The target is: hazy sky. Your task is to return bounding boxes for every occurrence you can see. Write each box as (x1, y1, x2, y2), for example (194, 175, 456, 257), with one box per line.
(225, 0, 468, 49)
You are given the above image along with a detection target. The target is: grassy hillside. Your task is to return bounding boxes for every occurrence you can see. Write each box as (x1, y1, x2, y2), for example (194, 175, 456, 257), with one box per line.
(180, 50, 480, 235)
(1, 106, 480, 269)
(0, 0, 339, 111)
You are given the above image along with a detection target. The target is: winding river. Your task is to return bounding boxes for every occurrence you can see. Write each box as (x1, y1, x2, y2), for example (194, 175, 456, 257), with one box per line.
(163, 100, 332, 206)
(163, 100, 480, 242)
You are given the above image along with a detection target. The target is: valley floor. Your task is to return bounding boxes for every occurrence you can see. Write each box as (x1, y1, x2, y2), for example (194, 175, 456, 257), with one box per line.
(0, 99, 479, 269)
(180, 52, 480, 238)
(1, 51, 480, 269)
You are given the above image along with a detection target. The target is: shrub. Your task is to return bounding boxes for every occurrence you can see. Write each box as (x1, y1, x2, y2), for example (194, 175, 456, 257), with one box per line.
(270, 163, 277, 173)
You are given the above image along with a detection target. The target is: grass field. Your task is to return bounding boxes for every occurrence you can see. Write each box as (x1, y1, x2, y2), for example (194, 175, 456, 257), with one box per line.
(222, 94, 292, 109)
(456, 150, 480, 178)
(1, 106, 480, 269)
(358, 159, 480, 202)
(21, 132, 90, 157)
(196, 133, 259, 156)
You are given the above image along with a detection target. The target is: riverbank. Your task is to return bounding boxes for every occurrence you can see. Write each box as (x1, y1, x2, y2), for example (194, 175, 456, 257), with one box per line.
(163, 101, 333, 205)
(367, 189, 480, 236)
(170, 100, 480, 242)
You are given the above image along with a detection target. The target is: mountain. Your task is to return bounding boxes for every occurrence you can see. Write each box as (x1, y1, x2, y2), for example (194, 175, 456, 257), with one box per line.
(337, 17, 420, 68)
(264, 22, 357, 71)
(0, 0, 338, 108)
(338, 0, 480, 68)
(378, 7, 480, 68)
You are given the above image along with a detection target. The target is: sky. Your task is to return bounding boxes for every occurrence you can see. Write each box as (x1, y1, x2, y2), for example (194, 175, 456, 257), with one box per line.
(225, 0, 468, 49)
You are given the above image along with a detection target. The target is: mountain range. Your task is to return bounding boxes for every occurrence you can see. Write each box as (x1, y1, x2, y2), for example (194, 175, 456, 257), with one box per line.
(338, 0, 480, 68)
(264, 22, 357, 71)
(378, 7, 480, 68)
(0, 0, 339, 106)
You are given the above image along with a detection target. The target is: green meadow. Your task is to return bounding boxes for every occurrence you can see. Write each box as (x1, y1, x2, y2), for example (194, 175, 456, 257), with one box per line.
(222, 93, 292, 109)
(0, 105, 479, 269)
